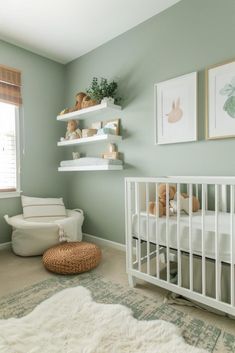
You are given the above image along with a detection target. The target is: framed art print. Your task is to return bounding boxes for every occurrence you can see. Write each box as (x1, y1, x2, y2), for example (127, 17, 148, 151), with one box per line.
(155, 72, 197, 145)
(206, 59, 235, 140)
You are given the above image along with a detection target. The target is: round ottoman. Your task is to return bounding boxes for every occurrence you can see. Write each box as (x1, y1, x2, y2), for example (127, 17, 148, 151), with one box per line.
(42, 242, 102, 274)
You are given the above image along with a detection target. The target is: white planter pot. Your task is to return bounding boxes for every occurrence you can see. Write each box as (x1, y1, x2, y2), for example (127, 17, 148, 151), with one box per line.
(101, 97, 115, 104)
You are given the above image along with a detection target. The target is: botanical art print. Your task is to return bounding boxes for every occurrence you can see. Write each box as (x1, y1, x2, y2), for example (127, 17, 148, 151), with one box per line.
(207, 60, 235, 139)
(220, 76, 235, 118)
(155, 72, 197, 144)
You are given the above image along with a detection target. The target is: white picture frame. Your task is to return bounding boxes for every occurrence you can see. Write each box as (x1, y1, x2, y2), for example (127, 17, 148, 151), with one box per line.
(155, 72, 197, 145)
(206, 59, 235, 140)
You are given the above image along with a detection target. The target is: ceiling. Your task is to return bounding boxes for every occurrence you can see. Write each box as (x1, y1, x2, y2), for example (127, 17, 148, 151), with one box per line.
(0, 0, 181, 64)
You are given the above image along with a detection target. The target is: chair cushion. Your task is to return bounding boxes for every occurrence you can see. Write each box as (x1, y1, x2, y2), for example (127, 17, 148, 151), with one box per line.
(21, 195, 66, 220)
(42, 242, 101, 274)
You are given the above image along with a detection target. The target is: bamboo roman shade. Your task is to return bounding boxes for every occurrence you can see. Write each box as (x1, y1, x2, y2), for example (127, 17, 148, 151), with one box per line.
(0, 65, 22, 106)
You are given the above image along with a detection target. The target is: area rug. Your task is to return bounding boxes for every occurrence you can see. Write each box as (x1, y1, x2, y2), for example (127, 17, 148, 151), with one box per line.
(0, 286, 207, 353)
(0, 273, 234, 352)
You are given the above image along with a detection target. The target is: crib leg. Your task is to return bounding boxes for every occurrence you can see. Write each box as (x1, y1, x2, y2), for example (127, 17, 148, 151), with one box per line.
(128, 275, 136, 287)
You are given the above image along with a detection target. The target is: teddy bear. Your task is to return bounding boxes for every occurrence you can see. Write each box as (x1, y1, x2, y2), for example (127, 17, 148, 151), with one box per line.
(58, 92, 87, 115)
(149, 184, 200, 217)
(81, 95, 97, 109)
(149, 184, 176, 217)
(65, 120, 82, 140)
(75, 92, 87, 110)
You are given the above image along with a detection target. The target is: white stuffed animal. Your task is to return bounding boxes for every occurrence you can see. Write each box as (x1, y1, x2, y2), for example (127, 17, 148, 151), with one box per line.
(170, 193, 200, 215)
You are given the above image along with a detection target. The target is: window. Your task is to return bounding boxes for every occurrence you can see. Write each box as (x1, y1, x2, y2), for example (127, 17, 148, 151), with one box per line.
(0, 65, 22, 198)
(0, 102, 20, 197)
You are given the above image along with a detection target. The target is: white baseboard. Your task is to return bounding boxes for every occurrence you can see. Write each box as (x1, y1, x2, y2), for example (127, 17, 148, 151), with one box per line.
(83, 233, 126, 252)
(0, 237, 126, 253)
(0, 242, 11, 250)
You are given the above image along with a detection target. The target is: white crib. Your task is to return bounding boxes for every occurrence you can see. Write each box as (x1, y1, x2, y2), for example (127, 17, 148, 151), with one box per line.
(125, 176, 235, 316)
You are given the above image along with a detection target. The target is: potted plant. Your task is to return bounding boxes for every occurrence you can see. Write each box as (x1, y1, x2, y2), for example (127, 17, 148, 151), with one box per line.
(86, 77, 121, 104)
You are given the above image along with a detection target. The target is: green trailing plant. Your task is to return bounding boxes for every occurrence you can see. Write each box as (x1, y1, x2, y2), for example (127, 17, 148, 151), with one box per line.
(86, 77, 121, 104)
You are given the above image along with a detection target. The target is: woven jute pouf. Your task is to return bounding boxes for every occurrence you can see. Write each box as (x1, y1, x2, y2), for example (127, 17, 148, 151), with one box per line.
(42, 242, 102, 275)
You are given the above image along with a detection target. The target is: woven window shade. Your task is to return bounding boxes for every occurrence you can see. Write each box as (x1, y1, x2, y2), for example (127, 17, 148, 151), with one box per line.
(0, 65, 22, 106)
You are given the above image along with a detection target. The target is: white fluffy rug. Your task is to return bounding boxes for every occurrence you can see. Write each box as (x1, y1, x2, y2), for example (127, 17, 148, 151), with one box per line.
(0, 286, 207, 353)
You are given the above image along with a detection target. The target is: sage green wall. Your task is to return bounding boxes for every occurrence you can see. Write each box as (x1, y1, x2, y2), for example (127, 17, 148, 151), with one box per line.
(0, 40, 67, 243)
(64, 0, 235, 245)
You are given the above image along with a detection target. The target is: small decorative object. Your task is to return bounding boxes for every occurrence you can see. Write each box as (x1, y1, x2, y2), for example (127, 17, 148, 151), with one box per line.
(91, 121, 102, 129)
(59, 108, 70, 115)
(82, 128, 97, 138)
(97, 127, 109, 135)
(86, 77, 121, 104)
(65, 120, 82, 140)
(155, 72, 197, 144)
(101, 97, 115, 104)
(81, 95, 97, 109)
(206, 59, 235, 139)
(102, 143, 120, 160)
(97, 119, 120, 135)
(108, 143, 116, 152)
(72, 152, 80, 159)
(102, 151, 120, 160)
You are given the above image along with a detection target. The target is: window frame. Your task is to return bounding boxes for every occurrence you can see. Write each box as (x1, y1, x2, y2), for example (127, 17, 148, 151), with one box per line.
(0, 105, 21, 199)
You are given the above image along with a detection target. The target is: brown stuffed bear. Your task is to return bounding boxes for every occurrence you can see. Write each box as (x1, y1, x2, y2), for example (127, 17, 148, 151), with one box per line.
(149, 184, 200, 217)
(59, 92, 87, 115)
(149, 184, 176, 217)
(75, 92, 87, 110)
(81, 95, 97, 109)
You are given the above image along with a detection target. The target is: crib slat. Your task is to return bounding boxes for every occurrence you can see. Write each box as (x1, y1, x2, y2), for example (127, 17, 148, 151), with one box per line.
(126, 181, 133, 272)
(195, 184, 199, 199)
(205, 185, 208, 210)
(230, 185, 235, 306)
(177, 183, 181, 287)
(155, 183, 160, 279)
(215, 184, 220, 301)
(166, 183, 170, 283)
(221, 185, 227, 212)
(189, 183, 193, 291)
(146, 183, 150, 275)
(201, 184, 206, 296)
(135, 182, 141, 272)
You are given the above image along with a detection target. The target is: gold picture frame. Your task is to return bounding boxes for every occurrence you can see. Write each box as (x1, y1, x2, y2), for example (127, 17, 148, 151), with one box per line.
(206, 58, 235, 140)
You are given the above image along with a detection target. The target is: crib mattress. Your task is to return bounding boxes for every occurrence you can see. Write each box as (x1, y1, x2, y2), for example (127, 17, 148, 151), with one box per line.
(132, 211, 235, 263)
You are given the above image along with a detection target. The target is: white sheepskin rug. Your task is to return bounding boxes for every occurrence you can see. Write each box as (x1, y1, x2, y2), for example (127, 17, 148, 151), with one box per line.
(0, 286, 207, 353)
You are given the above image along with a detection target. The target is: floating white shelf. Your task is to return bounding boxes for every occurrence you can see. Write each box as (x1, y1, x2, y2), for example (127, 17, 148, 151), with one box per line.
(57, 102, 122, 122)
(57, 134, 122, 147)
(58, 165, 123, 172)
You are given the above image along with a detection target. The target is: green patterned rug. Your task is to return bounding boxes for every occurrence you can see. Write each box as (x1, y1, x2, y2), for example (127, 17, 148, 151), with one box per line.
(0, 273, 234, 352)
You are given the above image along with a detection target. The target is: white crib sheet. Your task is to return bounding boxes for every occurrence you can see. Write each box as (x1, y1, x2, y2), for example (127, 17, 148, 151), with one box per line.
(132, 211, 235, 263)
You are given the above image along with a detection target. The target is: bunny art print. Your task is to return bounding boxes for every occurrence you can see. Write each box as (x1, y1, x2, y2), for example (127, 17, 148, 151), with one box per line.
(166, 97, 183, 123)
(155, 71, 197, 144)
